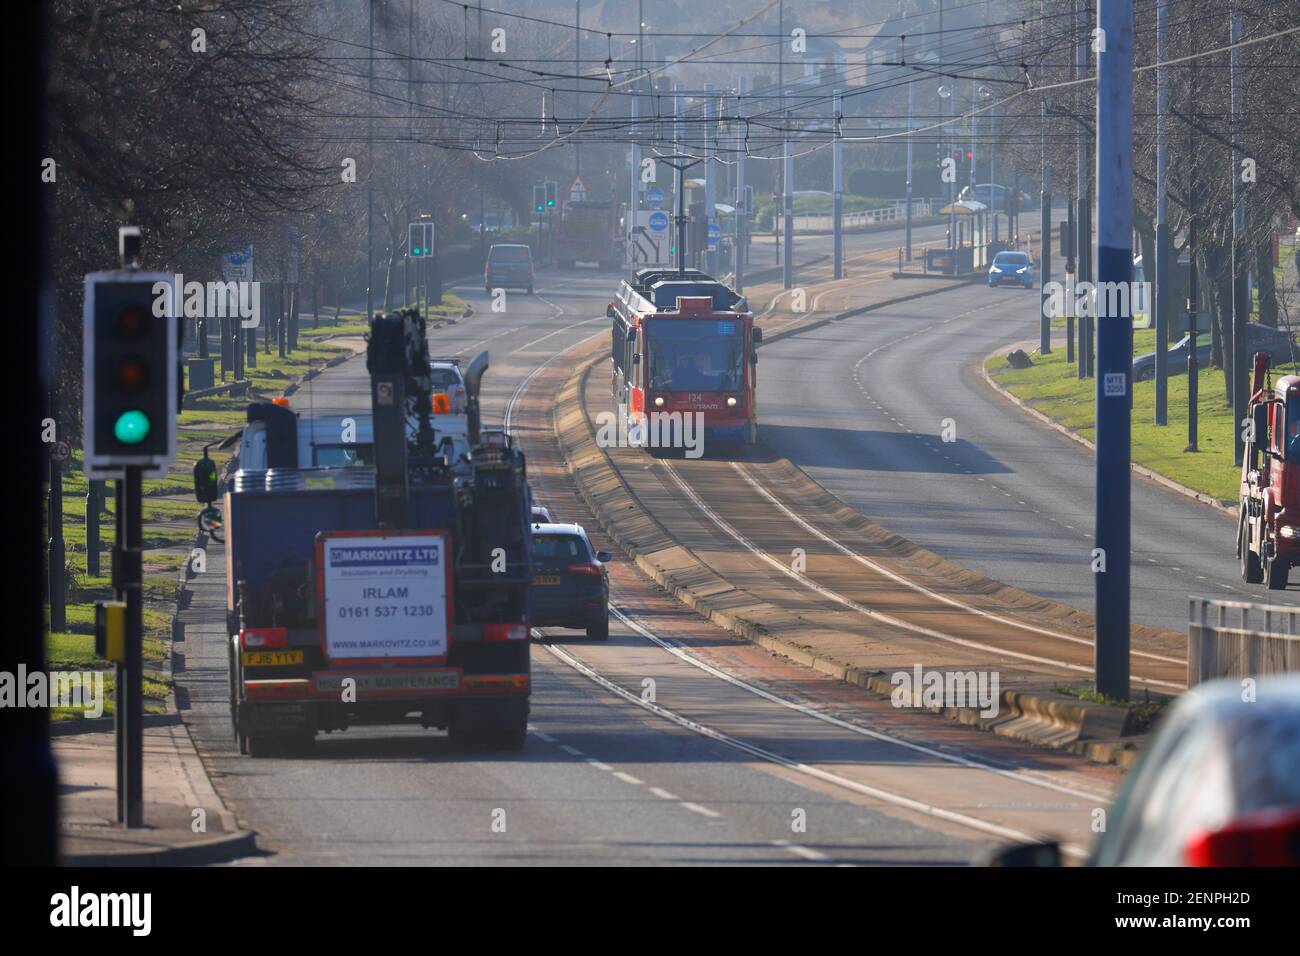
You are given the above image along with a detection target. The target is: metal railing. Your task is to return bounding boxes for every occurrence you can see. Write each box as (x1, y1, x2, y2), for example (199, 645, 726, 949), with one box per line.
(788, 199, 935, 233)
(1188, 596, 1300, 685)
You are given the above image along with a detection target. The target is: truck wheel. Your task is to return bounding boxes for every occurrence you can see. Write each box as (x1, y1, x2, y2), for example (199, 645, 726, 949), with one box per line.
(246, 735, 275, 758)
(1266, 553, 1290, 590)
(587, 616, 609, 641)
(1240, 517, 1264, 583)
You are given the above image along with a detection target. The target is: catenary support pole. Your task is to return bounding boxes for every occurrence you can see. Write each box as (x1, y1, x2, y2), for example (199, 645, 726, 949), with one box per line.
(1093, 0, 1134, 700)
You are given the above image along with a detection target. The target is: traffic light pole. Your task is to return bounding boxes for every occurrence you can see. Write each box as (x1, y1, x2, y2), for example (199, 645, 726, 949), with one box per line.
(47, 447, 65, 633)
(113, 468, 144, 826)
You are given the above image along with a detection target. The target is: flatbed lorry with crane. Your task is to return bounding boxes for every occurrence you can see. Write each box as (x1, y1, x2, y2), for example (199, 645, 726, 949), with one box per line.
(195, 308, 534, 755)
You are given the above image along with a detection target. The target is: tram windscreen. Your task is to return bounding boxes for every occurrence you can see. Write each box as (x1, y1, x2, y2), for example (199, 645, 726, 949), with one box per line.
(646, 318, 744, 393)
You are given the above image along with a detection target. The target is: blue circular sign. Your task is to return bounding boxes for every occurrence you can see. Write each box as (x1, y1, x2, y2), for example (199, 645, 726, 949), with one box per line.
(648, 211, 669, 232)
(645, 186, 665, 208)
(707, 223, 721, 248)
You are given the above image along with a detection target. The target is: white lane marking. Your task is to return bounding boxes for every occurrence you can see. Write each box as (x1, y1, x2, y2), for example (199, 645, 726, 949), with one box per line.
(681, 802, 722, 819)
(730, 462, 1183, 668)
(542, 642, 1079, 853)
(649, 787, 679, 801)
(560, 744, 584, 757)
(607, 603, 1112, 804)
(613, 771, 645, 786)
(533, 730, 556, 743)
(773, 840, 832, 862)
(656, 458, 1181, 691)
(587, 758, 614, 772)
(514, 314, 605, 354)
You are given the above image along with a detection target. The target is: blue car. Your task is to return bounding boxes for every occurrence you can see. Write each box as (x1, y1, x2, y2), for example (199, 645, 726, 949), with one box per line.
(529, 523, 612, 640)
(988, 251, 1033, 288)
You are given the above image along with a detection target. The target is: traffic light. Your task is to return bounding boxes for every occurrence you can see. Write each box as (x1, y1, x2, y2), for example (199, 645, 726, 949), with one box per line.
(544, 181, 557, 208)
(83, 272, 178, 478)
(408, 221, 434, 257)
(533, 185, 545, 214)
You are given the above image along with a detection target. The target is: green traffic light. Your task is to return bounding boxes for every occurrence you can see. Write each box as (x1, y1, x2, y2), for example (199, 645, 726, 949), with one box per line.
(113, 410, 151, 445)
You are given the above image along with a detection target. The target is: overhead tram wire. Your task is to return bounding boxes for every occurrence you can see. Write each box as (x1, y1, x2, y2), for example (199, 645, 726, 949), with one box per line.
(292, 15, 1299, 160)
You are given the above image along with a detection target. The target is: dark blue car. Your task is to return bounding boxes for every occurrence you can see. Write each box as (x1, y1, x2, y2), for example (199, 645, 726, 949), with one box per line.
(530, 523, 612, 640)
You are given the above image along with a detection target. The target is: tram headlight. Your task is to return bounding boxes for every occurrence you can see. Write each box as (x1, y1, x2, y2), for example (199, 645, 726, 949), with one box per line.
(726, 396, 738, 407)
(653, 396, 665, 407)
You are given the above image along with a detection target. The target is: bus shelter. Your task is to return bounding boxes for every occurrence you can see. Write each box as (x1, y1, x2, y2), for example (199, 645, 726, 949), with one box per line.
(927, 199, 990, 274)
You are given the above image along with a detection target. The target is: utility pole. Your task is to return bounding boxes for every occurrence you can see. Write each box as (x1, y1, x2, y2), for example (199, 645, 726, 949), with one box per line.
(736, 77, 747, 292)
(630, 91, 639, 276)
(674, 84, 684, 262)
(1067, 197, 1076, 365)
(783, 87, 794, 289)
(1154, 0, 1170, 424)
(1187, 56, 1200, 453)
(833, 89, 843, 279)
(575, 1, 582, 177)
(941, 0, 955, 255)
(1231, 2, 1245, 465)
(1094, 0, 1134, 701)
(705, 82, 716, 275)
(1039, 0, 1052, 354)
(906, 67, 915, 262)
(366, 0, 374, 321)
(1077, 0, 1089, 380)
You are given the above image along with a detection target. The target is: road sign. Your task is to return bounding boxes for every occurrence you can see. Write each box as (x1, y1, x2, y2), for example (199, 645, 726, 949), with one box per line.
(222, 245, 253, 282)
(645, 186, 664, 208)
(628, 212, 669, 266)
(707, 223, 721, 249)
(567, 175, 587, 203)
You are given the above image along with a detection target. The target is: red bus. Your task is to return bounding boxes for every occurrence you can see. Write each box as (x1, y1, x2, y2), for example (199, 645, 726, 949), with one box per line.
(607, 268, 761, 451)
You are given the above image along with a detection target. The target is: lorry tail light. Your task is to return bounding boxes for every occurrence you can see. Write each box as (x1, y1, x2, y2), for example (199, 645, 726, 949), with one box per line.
(1184, 808, 1300, 867)
(567, 563, 603, 576)
(484, 622, 529, 641)
(240, 626, 288, 649)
